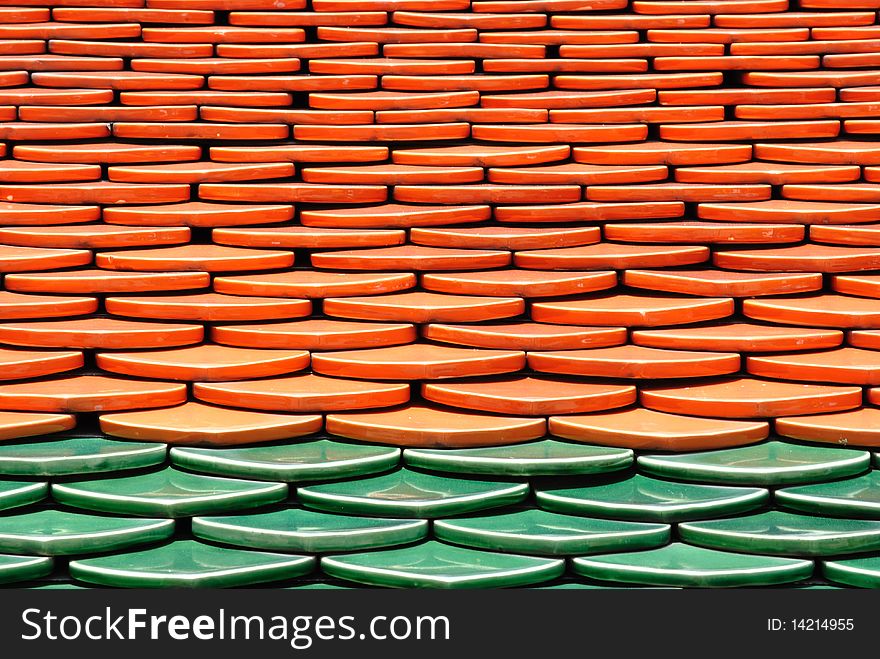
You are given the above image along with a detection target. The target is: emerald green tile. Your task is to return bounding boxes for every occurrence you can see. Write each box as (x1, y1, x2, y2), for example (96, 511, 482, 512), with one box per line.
(0, 480, 47, 512)
(0, 510, 174, 556)
(776, 471, 880, 518)
(69, 540, 314, 588)
(298, 468, 528, 518)
(286, 583, 352, 590)
(535, 584, 677, 590)
(192, 509, 427, 553)
(0, 554, 53, 585)
(680, 511, 880, 557)
(638, 441, 870, 486)
(0, 437, 166, 477)
(573, 543, 814, 588)
(171, 440, 400, 482)
(536, 474, 768, 523)
(52, 467, 287, 518)
(29, 584, 89, 590)
(403, 440, 632, 477)
(434, 509, 670, 556)
(823, 556, 880, 588)
(321, 541, 564, 589)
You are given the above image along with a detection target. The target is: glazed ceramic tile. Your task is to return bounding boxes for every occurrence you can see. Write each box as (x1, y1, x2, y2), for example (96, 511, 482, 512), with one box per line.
(321, 541, 564, 589)
(0, 554, 53, 585)
(403, 440, 632, 477)
(0, 510, 174, 556)
(638, 441, 870, 486)
(776, 471, 880, 518)
(171, 440, 400, 482)
(435, 509, 670, 556)
(298, 469, 528, 518)
(680, 510, 880, 557)
(0, 480, 46, 512)
(193, 509, 427, 552)
(572, 543, 813, 588)
(0, 437, 166, 476)
(823, 556, 880, 588)
(69, 540, 314, 588)
(52, 467, 287, 518)
(536, 474, 769, 523)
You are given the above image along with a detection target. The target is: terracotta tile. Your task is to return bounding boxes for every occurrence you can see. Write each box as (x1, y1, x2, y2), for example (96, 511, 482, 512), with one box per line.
(0, 375, 187, 413)
(200, 181, 388, 204)
(494, 200, 685, 223)
(0, 160, 102, 184)
(201, 106, 371, 125)
(99, 402, 322, 446)
(641, 377, 863, 418)
(113, 121, 289, 140)
(310, 90, 475, 110)
(423, 322, 626, 351)
(659, 120, 841, 141)
(381, 73, 549, 92)
(142, 26, 305, 43)
(0, 410, 75, 442)
(551, 14, 710, 29)
(744, 294, 880, 328)
(573, 141, 752, 166)
(301, 164, 483, 185)
(0, 348, 83, 381)
(0, 225, 189, 249)
(675, 162, 859, 185)
(216, 43, 378, 58)
(392, 144, 568, 167)
(212, 319, 416, 350)
(745, 70, 880, 87)
(482, 58, 648, 74)
(53, 8, 216, 23)
(531, 294, 734, 327)
(656, 55, 819, 71)
(480, 89, 654, 109)
(96, 244, 294, 272)
(632, 323, 843, 353)
(0, 318, 199, 351)
(472, 123, 646, 143)
(119, 90, 292, 106)
(488, 163, 666, 185)
(605, 221, 804, 244)
(4, 269, 209, 294)
(384, 43, 544, 59)
(108, 161, 294, 183)
(324, 291, 525, 323)
(714, 244, 880, 272)
(714, 12, 875, 27)
(411, 227, 598, 251)
(735, 102, 880, 121)
(313, 343, 524, 380)
(514, 244, 709, 270)
(635, 0, 788, 12)
(0, 122, 111, 141)
(748, 348, 880, 385)
(325, 404, 545, 448)
(209, 74, 377, 92)
(214, 271, 414, 298)
(479, 31, 640, 45)
(421, 270, 616, 298)
(698, 199, 880, 224)
(105, 292, 311, 322)
(549, 407, 768, 451)
(294, 123, 468, 142)
(0, 87, 113, 105)
(472, 0, 627, 10)
(312, 245, 510, 271)
(131, 57, 300, 75)
(391, 11, 545, 30)
(394, 184, 581, 205)
(0, 22, 141, 39)
(103, 202, 293, 227)
(214, 226, 405, 250)
(194, 374, 410, 412)
(559, 43, 724, 57)
(317, 27, 475, 43)
(622, 269, 822, 297)
(13, 142, 201, 164)
(19, 104, 198, 122)
(422, 376, 635, 416)
(0, 40, 41, 55)
(49, 40, 214, 59)
(831, 274, 880, 298)
(0, 181, 189, 205)
(301, 204, 488, 229)
(845, 330, 880, 350)
(0, 245, 91, 272)
(555, 72, 723, 91)
(212, 144, 388, 163)
(586, 182, 771, 202)
(529, 345, 740, 379)
(551, 106, 723, 124)
(776, 408, 880, 448)
(0, 291, 96, 319)
(649, 27, 810, 43)
(32, 70, 204, 90)
(97, 344, 310, 381)
(782, 183, 880, 203)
